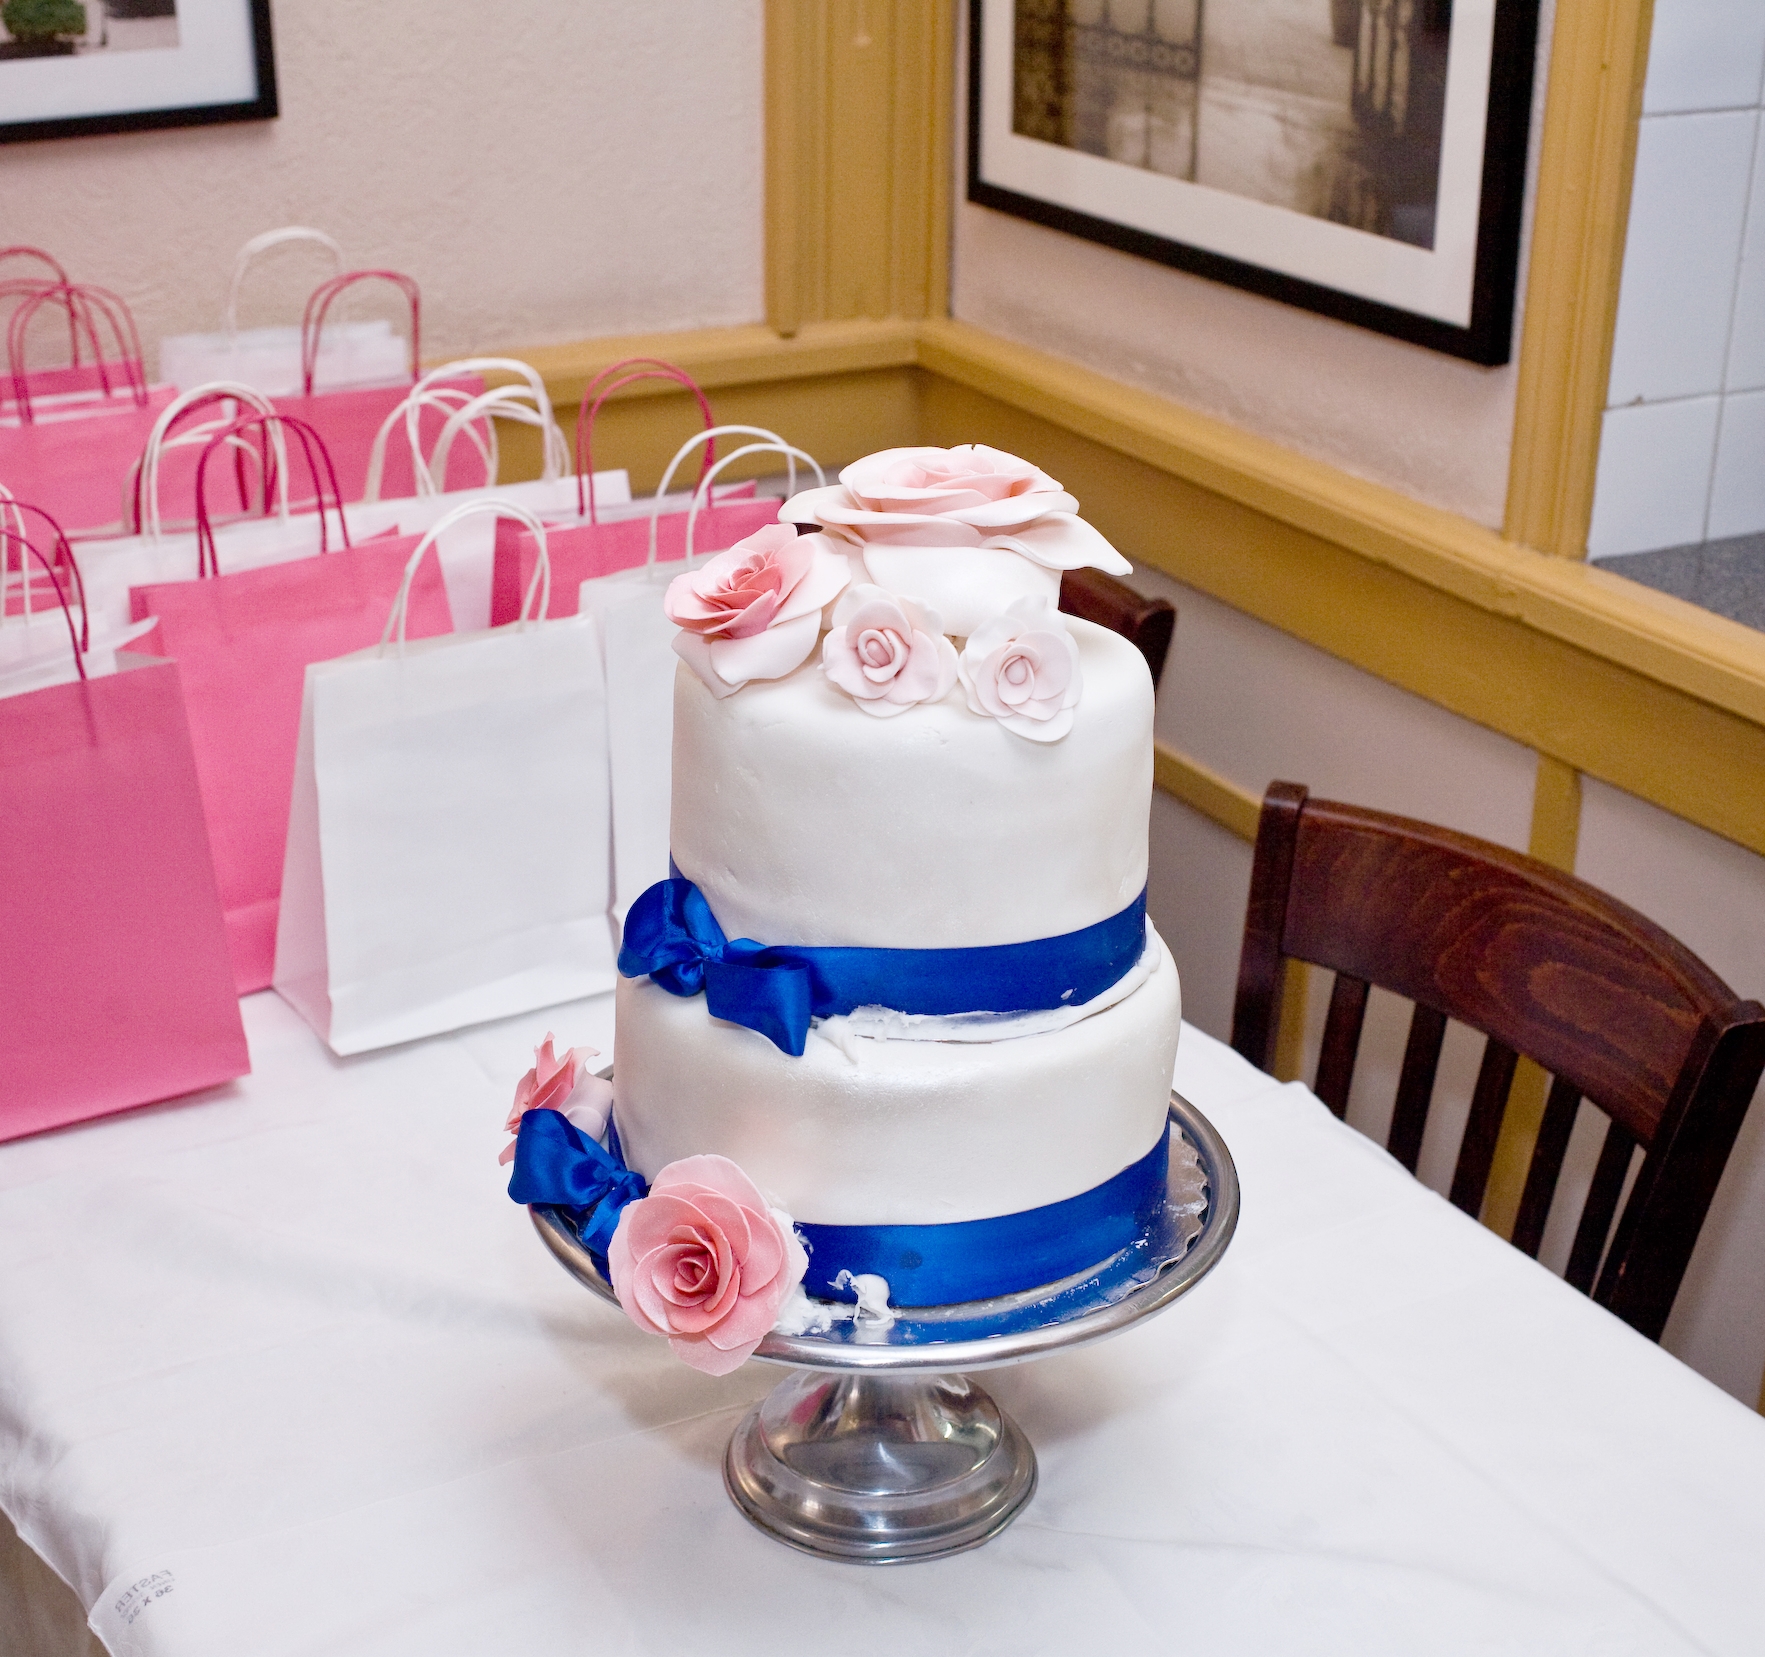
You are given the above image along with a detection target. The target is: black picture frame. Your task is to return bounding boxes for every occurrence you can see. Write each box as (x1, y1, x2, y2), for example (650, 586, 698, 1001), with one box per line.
(968, 0, 1539, 365)
(0, 0, 276, 146)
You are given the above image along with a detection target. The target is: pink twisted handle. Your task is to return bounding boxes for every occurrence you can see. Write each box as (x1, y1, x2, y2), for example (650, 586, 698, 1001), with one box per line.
(300, 270, 421, 396)
(0, 248, 78, 366)
(5, 283, 147, 422)
(1, 522, 87, 679)
(2, 499, 87, 652)
(127, 387, 270, 536)
(574, 357, 716, 522)
(193, 413, 351, 578)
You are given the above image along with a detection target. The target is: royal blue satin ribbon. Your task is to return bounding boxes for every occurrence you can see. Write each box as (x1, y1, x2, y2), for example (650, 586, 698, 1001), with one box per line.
(617, 877, 1148, 1057)
(798, 1129, 1170, 1306)
(507, 1108, 647, 1258)
(511, 1108, 1172, 1309)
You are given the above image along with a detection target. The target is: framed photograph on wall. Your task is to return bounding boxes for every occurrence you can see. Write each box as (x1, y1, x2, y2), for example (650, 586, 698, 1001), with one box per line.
(0, 0, 276, 145)
(969, 0, 1540, 365)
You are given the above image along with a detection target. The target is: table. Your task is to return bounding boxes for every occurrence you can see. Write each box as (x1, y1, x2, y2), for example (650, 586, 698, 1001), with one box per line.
(4, 991, 1765, 1656)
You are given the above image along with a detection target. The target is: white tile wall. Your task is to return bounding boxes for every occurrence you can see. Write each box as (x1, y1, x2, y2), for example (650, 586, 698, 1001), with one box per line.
(1710, 387, 1765, 537)
(1606, 111, 1756, 407)
(1642, 0, 1765, 116)
(1591, 9, 1765, 556)
(1727, 117, 1765, 392)
(1588, 396, 1722, 557)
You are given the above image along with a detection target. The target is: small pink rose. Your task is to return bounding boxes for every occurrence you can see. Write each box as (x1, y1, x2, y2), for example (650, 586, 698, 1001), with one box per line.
(821, 584, 958, 717)
(958, 595, 1083, 743)
(665, 524, 850, 699)
(499, 1033, 613, 1164)
(608, 1154, 808, 1376)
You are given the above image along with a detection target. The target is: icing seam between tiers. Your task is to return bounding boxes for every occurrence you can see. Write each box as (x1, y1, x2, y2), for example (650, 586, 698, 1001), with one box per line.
(814, 923, 1163, 1059)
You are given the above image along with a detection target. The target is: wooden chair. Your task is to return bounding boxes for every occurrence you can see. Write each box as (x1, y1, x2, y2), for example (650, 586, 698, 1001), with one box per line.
(1230, 781, 1765, 1341)
(1059, 567, 1175, 689)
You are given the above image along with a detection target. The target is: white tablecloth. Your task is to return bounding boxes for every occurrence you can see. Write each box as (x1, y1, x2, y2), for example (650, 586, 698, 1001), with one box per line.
(3, 993, 1764, 1656)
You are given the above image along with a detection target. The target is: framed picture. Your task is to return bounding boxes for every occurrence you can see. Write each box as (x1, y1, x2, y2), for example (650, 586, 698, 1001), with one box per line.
(969, 0, 1540, 364)
(0, 0, 276, 145)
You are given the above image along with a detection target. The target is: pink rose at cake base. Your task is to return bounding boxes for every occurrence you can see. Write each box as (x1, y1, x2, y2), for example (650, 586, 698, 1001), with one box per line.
(508, 441, 1183, 1362)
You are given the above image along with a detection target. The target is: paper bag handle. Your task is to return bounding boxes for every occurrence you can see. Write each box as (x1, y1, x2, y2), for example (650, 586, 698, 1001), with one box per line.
(300, 270, 420, 395)
(379, 497, 551, 652)
(427, 383, 570, 496)
(362, 357, 554, 502)
(0, 248, 78, 365)
(575, 359, 716, 521)
(0, 494, 87, 651)
(647, 425, 820, 571)
(129, 381, 279, 540)
(194, 412, 351, 577)
(683, 441, 823, 566)
(224, 227, 344, 338)
(6, 283, 148, 422)
(0, 522, 86, 679)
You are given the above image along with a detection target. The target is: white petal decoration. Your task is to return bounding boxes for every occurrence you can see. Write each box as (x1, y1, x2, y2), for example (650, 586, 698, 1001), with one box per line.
(707, 610, 823, 688)
(982, 512, 1131, 573)
(772, 542, 851, 624)
(862, 544, 1061, 638)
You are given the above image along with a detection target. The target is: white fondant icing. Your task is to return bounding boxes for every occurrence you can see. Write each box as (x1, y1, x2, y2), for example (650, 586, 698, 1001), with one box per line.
(669, 616, 1153, 950)
(612, 930, 1182, 1226)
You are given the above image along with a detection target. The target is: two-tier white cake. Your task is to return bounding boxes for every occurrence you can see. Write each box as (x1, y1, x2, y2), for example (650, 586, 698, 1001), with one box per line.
(609, 444, 1181, 1308)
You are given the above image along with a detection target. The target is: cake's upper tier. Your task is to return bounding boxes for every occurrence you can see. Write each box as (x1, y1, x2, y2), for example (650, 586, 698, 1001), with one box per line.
(670, 615, 1154, 950)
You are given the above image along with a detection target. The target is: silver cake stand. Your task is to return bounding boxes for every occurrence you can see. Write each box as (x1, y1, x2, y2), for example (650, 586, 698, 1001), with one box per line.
(531, 1091, 1238, 1565)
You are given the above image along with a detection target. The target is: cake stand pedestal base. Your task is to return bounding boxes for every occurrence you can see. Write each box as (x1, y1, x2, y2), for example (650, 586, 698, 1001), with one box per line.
(723, 1368, 1036, 1563)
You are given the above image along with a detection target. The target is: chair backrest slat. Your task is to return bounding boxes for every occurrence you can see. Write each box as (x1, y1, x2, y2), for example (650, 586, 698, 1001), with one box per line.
(1230, 781, 1765, 1342)
(1389, 1004, 1448, 1173)
(1314, 973, 1369, 1119)
(1511, 1076, 1582, 1258)
(1565, 1120, 1637, 1293)
(1449, 1038, 1520, 1216)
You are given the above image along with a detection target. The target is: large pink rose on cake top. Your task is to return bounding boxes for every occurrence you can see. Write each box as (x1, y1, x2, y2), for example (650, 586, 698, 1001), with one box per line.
(665, 523, 850, 698)
(608, 1155, 808, 1375)
(780, 445, 1129, 636)
(821, 584, 958, 717)
(958, 594, 1083, 742)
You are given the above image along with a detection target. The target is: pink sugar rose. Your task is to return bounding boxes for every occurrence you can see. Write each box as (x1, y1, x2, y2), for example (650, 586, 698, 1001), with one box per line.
(608, 1154, 808, 1376)
(958, 594, 1083, 743)
(779, 444, 1130, 635)
(665, 523, 850, 699)
(821, 583, 958, 717)
(498, 1033, 613, 1165)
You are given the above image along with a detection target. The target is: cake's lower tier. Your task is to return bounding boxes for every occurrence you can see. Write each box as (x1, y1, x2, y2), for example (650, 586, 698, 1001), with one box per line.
(612, 929, 1182, 1234)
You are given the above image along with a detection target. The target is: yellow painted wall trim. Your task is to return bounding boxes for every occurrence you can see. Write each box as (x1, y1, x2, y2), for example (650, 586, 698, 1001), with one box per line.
(484, 318, 920, 409)
(1152, 740, 1263, 843)
(1506, 0, 1655, 556)
(917, 317, 1765, 732)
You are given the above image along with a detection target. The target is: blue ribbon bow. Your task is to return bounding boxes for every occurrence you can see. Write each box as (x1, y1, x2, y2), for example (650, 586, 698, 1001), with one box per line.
(507, 1108, 648, 1257)
(617, 876, 1147, 1057)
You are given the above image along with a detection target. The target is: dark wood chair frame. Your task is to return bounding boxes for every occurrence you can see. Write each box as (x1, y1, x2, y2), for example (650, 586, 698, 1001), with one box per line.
(1230, 781, 1765, 1342)
(1059, 567, 1175, 689)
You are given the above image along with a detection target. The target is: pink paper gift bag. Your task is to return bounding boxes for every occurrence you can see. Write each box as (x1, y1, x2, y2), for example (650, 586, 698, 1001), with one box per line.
(130, 415, 454, 993)
(269, 271, 483, 503)
(0, 283, 176, 534)
(0, 539, 247, 1141)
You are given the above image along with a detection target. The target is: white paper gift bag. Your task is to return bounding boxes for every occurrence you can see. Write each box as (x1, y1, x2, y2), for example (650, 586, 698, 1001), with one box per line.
(274, 499, 615, 1055)
(578, 427, 822, 922)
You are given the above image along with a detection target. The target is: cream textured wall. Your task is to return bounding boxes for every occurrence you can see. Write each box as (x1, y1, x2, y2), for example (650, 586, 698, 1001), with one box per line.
(0, 0, 764, 367)
(953, 3, 1556, 530)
